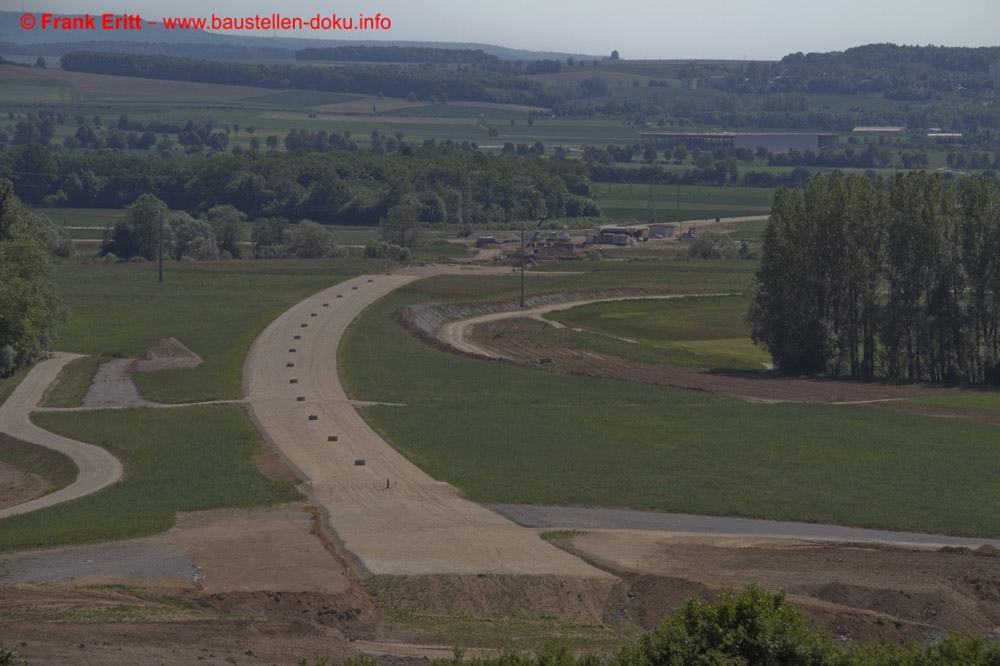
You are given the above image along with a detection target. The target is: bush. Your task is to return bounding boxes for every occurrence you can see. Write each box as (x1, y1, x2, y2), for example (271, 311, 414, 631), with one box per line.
(282, 220, 341, 258)
(687, 232, 738, 260)
(612, 585, 839, 666)
(0, 641, 27, 666)
(363, 239, 411, 263)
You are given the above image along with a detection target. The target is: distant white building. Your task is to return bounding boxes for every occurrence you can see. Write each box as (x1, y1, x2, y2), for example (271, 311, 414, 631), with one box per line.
(852, 126, 905, 134)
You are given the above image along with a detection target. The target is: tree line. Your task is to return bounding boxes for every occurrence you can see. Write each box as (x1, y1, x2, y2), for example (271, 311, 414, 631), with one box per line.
(748, 172, 1000, 384)
(1, 143, 601, 227)
(296, 45, 500, 67)
(0, 179, 61, 377)
(58, 51, 563, 107)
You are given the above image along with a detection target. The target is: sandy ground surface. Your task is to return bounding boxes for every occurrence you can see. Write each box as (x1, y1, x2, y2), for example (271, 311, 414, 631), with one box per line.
(244, 266, 608, 578)
(561, 530, 1000, 640)
(1, 505, 383, 666)
(0, 353, 123, 519)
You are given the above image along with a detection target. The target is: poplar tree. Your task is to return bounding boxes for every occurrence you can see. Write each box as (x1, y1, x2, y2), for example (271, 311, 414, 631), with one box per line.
(750, 172, 1000, 384)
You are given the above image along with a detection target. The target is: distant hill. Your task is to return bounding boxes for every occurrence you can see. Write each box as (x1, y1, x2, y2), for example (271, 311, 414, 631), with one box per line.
(0, 11, 595, 61)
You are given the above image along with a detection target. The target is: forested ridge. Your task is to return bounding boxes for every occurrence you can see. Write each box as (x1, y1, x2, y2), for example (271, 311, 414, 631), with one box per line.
(748, 172, 1000, 384)
(47, 44, 1000, 136)
(58, 51, 563, 107)
(296, 45, 501, 67)
(0, 143, 600, 225)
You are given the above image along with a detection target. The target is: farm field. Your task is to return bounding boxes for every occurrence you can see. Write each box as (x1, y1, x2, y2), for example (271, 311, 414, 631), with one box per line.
(3, 63, 966, 171)
(47, 258, 386, 402)
(539, 295, 771, 371)
(341, 263, 1000, 538)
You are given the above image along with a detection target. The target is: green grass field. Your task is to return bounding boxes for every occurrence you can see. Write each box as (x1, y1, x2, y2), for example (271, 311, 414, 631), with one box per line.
(542, 295, 770, 371)
(597, 184, 774, 221)
(49, 258, 383, 402)
(341, 265, 1000, 538)
(905, 392, 1000, 412)
(0, 406, 298, 552)
(40, 355, 104, 408)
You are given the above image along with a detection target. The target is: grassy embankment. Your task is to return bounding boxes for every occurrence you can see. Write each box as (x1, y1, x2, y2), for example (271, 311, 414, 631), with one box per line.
(0, 406, 299, 552)
(541, 295, 770, 371)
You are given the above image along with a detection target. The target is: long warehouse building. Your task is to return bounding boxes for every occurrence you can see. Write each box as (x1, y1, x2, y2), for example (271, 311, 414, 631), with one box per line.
(636, 132, 839, 153)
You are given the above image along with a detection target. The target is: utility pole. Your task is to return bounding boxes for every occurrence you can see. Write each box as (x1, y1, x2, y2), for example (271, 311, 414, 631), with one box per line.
(520, 220, 525, 308)
(520, 216, 546, 309)
(647, 174, 656, 224)
(158, 207, 164, 283)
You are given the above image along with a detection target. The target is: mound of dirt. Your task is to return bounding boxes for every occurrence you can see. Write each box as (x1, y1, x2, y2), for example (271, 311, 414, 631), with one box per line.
(134, 338, 203, 372)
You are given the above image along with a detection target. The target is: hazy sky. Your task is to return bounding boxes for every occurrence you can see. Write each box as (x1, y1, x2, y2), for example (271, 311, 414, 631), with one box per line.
(6, 0, 999, 60)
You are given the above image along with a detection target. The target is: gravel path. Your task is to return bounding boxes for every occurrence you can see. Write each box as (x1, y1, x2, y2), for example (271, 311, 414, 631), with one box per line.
(491, 504, 1000, 549)
(436, 294, 731, 358)
(82, 358, 157, 407)
(0, 353, 124, 519)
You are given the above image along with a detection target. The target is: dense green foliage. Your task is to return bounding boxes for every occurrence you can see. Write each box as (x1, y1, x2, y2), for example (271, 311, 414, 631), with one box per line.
(0, 144, 600, 226)
(613, 586, 837, 666)
(749, 173, 1000, 382)
(0, 178, 60, 376)
(0, 405, 299, 551)
(59, 51, 563, 107)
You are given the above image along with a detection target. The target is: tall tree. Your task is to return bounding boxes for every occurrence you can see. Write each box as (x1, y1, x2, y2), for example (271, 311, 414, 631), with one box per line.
(379, 204, 422, 248)
(0, 179, 60, 376)
(203, 204, 246, 258)
(101, 193, 170, 260)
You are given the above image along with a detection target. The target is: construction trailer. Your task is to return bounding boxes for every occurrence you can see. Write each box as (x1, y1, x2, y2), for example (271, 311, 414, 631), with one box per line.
(648, 224, 676, 239)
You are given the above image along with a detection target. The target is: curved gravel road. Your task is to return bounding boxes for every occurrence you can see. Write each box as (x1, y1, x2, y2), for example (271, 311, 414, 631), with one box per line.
(0, 352, 124, 519)
(243, 266, 608, 577)
(437, 294, 731, 357)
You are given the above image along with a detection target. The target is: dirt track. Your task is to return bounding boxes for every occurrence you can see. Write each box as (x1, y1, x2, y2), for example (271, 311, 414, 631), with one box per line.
(0, 353, 123, 519)
(243, 266, 608, 578)
(443, 304, 969, 405)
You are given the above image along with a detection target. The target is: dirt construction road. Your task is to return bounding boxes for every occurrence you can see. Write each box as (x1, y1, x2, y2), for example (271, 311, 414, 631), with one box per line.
(243, 266, 608, 578)
(0, 353, 123, 519)
(437, 294, 730, 358)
